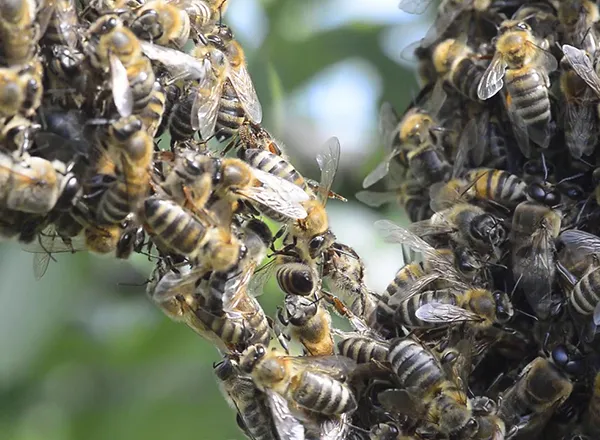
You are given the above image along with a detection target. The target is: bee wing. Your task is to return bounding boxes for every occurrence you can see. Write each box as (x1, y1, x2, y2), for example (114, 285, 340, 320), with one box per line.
(558, 229, 600, 255)
(316, 137, 341, 205)
(362, 153, 395, 189)
(408, 218, 457, 238)
(374, 219, 439, 258)
(564, 97, 597, 159)
(453, 118, 478, 179)
(398, 0, 432, 15)
(415, 303, 483, 324)
(242, 168, 309, 219)
(150, 266, 205, 302)
(537, 47, 558, 74)
(562, 44, 600, 97)
(378, 388, 424, 419)
(140, 41, 210, 81)
(284, 354, 356, 380)
(222, 264, 255, 315)
(387, 274, 444, 307)
(266, 390, 306, 440)
(228, 64, 263, 124)
(421, 4, 465, 48)
(109, 54, 133, 118)
(22, 231, 87, 280)
(471, 110, 490, 167)
(355, 190, 397, 208)
(379, 102, 401, 154)
(504, 92, 533, 158)
(191, 73, 222, 138)
(248, 259, 277, 297)
(477, 53, 507, 100)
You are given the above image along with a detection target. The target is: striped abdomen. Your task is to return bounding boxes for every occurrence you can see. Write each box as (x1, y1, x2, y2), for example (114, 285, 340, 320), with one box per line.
(388, 338, 445, 393)
(142, 197, 206, 257)
(139, 81, 166, 137)
(293, 370, 357, 415)
(408, 145, 452, 186)
(96, 178, 135, 225)
(386, 262, 426, 297)
(569, 266, 600, 315)
(169, 87, 197, 142)
(338, 336, 389, 364)
(395, 289, 457, 328)
(156, 83, 180, 137)
(466, 168, 526, 207)
(238, 393, 278, 440)
(239, 296, 271, 347)
(43, 0, 79, 48)
(449, 58, 484, 101)
(505, 68, 551, 141)
(242, 148, 307, 190)
(400, 181, 432, 222)
(216, 80, 245, 141)
(128, 58, 157, 112)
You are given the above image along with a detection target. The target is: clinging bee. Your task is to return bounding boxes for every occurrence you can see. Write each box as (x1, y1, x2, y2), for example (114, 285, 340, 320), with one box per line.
(478, 20, 558, 157)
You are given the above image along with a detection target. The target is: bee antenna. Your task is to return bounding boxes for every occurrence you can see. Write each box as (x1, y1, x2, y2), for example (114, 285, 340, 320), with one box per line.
(557, 173, 585, 185)
(541, 153, 549, 182)
(514, 308, 538, 321)
(510, 274, 523, 299)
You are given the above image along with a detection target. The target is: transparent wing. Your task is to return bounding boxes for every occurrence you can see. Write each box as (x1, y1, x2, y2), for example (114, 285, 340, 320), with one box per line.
(110, 54, 133, 118)
(149, 266, 205, 302)
(248, 259, 277, 297)
(387, 273, 445, 307)
(415, 303, 483, 324)
(238, 169, 309, 220)
(424, 80, 448, 117)
(285, 354, 356, 380)
(362, 153, 395, 189)
(228, 63, 263, 124)
(558, 229, 600, 255)
(140, 41, 210, 80)
(191, 74, 222, 138)
(22, 230, 87, 280)
(398, 0, 432, 14)
(504, 91, 532, 158)
(422, 4, 466, 48)
(561, 44, 600, 97)
(471, 109, 490, 167)
(316, 137, 341, 205)
(355, 190, 397, 208)
(453, 118, 478, 178)
(266, 390, 305, 440)
(537, 46, 558, 74)
(408, 218, 457, 237)
(564, 99, 597, 159)
(379, 102, 401, 153)
(477, 53, 507, 100)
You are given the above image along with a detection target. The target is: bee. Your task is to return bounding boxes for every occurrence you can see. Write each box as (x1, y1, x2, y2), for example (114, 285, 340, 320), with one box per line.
(238, 343, 358, 416)
(337, 335, 389, 365)
(42, 0, 80, 49)
(0, 151, 79, 215)
(236, 122, 285, 156)
(0, 0, 42, 66)
(240, 148, 308, 193)
(45, 45, 91, 108)
(478, 20, 558, 157)
(155, 81, 180, 137)
(555, 229, 600, 323)
(93, 116, 153, 225)
(167, 83, 197, 143)
(558, 1, 599, 54)
(129, 0, 192, 48)
(498, 357, 573, 438)
(0, 61, 44, 118)
(431, 38, 486, 101)
(142, 197, 245, 272)
(214, 359, 282, 440)
(0, 114, 40, 152)
(558, 48, 598, 159)
(275, 261, 319, 297)
(510, 196, 562, 319)
(160, 150, 309, 222)
(363, 84, 449, 189)
(375, 220, 511, 329)
(85, 15, 156, 118)
(290, 137, 342, 261)
(137, 80, 166, 138)
(379, 337, 477, 437)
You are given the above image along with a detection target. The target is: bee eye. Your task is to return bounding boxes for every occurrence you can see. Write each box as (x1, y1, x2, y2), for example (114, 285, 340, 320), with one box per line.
(466, 418, 479, 430)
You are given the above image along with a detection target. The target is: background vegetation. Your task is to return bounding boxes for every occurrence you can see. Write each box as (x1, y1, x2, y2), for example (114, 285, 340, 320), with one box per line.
(1, 1, 435, 438)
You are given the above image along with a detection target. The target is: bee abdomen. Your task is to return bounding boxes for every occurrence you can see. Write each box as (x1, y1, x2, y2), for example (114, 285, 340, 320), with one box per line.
(169, 88, 196, 142)
(389, 339, 444, 391)
(451, 59, 483, 101)
(507, 70, 551, 125)
(276, 263, 315, 296)
(396, 290, 456, 327)
(142, 198, 205, 255)
(468, 169, 526, 205)
(570, 269, 600, 315)
(139, 82, 166, 137)
(242, 148, 307, 189)
(337, 336, 389, 363)
(216, 80, 245, 142)
(293, 371, 357, 415)
(97, 182, 131, 224)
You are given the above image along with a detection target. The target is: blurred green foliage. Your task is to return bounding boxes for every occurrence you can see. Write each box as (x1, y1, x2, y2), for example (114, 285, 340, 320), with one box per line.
(1, 0, 418, 438)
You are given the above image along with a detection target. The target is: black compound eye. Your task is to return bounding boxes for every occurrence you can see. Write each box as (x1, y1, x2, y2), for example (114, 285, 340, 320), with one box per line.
(527, 182, 546, 201)
(309, 235, 325, 250)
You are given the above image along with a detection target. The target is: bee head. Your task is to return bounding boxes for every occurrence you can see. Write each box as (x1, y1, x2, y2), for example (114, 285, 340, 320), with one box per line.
(239, 344, 267, 373)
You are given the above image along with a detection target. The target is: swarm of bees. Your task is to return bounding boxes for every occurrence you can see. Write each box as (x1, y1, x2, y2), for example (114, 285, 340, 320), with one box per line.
(9, 0, 600, 438)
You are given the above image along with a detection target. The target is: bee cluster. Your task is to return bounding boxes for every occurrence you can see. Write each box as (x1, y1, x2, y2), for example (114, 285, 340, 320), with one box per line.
(8, 0, 600, 439)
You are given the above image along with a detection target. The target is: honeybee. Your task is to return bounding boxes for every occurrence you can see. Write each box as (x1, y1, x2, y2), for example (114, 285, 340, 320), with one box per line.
(432, 38, 486, 101)
(363, 84, 449, 189)
(0, 114, 40, 152)
(290, 137, 342, 261)
(498, 357, 573, 438)
(379, 337, 477, 437)
(142, 197, 245, 272)
(558, 48, 598, 159)
(478, 20, 558, 157)
(130, 0, 192, 48)
(555, 229, 600, 324)
(0, 151, 79, 215)
(238, 343, 358, 416)
(236, 121, 285, 156)
(0, 0, 43, 65)
(45, 45, 91, 108)
(42, 0, 80, 49)
(275, 261, 319, 297)
(337, 335, 390, 365)
(161, 151, 309, 221)
(93, 116, 153, 225)
(240, 148, 308, 193)
(214, 359, 284, 440)
(510, 198, 562, 320)
(558, 1, 599, 54)
(0, 61, 44, 118)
